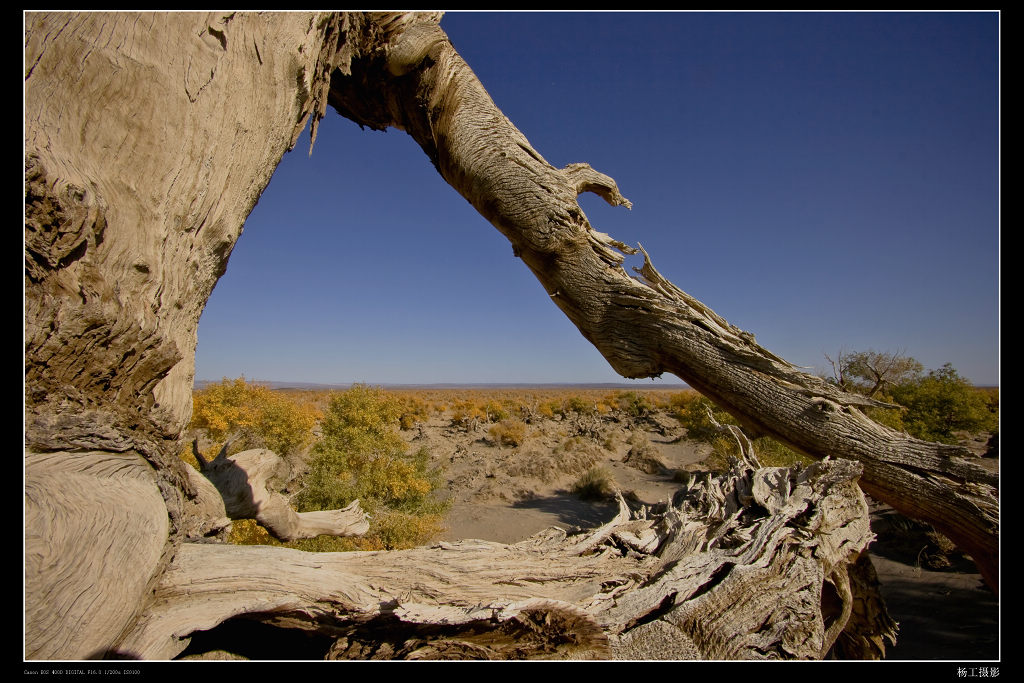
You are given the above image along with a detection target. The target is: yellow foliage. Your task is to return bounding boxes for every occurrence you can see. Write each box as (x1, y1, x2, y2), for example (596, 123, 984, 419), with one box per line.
(228, 518, 277, 546)
(178, 441, 221, 471)
(189, 377, 320, 456)
(488, 419, 527, 447)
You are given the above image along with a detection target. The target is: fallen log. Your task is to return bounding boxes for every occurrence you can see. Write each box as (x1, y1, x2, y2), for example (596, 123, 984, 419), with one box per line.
(116, 457, 894, 660)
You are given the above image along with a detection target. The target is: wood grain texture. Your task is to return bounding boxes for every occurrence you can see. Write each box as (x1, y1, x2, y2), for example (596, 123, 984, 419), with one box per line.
(118, 459, 888, 660)
(24, 11, 336, 658)
(25, 451, 169, 659)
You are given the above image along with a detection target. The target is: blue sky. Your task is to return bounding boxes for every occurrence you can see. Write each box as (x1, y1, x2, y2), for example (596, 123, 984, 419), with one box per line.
(195, 11, 999, 387)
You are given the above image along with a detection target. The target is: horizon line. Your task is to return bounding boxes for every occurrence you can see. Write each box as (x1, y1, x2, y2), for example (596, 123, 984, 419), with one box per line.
(194, 378, 693, 390)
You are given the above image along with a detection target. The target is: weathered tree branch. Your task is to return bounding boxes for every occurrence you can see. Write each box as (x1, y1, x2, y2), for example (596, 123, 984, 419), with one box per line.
(196, 443, 370, 541)
(324, 12, 997, 591)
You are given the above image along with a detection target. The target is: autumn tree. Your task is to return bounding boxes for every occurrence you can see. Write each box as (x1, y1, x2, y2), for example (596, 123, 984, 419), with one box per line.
(293, 385, 448, 550)
(187, 377, 320, 461)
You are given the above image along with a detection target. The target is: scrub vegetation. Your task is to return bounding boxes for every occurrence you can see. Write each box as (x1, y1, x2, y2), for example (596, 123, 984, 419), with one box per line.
(184, 358, 996, 552)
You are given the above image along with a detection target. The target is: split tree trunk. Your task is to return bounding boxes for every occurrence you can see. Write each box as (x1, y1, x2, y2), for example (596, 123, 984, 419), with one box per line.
(24, 11, 994, 660)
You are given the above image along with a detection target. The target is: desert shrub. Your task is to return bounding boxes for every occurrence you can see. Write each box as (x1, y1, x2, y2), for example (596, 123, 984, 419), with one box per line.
(666, 391, 699, 411)
(489, 419, 527, 447)
(189, 377, 320, 458)
(396, 394, 431, 430)
(565, 396, 596, 415)
(572, 466, 615, 500)
(623, 441, 666, 474)
(884, 364, 997, 443)
(450, 399, 487, 428)
(554, 435, 586, 453)
(671, 395, 737, 443)
(614, 391, 654, 418)
(752, 437, 804, 468)
(698, 432, 806, 472)
(290, 385, 448, 550)
(704, 436, 736, 472)
(482, 400, 509, 422)
(626, 430, 648, 447)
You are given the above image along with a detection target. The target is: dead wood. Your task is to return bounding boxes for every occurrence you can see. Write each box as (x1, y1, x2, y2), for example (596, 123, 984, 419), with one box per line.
(117, 458, 893, 660)
(196, 444, 369, 541)
(23, 11, 990, 660)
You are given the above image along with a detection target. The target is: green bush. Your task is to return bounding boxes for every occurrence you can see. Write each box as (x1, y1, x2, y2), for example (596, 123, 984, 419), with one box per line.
(671, 395, 737, 443)
(886, 364, 997, 444)
(572, 466, 615, 500)
(289, 384, 448, 550)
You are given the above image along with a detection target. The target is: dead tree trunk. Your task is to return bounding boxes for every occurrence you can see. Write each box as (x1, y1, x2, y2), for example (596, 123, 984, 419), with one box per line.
(24, 11, 991, 660)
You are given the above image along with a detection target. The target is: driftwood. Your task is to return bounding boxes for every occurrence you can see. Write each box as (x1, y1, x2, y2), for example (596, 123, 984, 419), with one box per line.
(193, 440, 369, 541)
(23, 11, 992, 660)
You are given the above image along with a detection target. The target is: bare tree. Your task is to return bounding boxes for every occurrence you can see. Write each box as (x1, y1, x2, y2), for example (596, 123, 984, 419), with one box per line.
(25, 12, 994, 660)
(826, 349, 924, 398)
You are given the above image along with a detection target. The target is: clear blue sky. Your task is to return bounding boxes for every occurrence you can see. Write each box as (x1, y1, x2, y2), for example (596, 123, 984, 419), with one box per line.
(195, 11, 1000, 387)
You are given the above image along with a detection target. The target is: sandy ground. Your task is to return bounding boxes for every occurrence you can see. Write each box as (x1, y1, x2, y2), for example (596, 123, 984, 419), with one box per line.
(403, 410, 1000, 661)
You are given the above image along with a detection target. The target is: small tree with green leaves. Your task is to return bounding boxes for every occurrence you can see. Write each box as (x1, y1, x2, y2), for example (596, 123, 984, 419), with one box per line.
(825, 349, 924, 398)
(825, 352, 997, 445)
